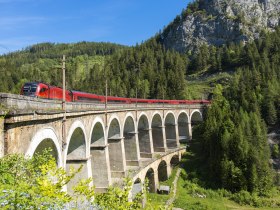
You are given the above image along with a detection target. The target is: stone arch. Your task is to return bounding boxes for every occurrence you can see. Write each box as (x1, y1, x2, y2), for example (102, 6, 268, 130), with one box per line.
(107, 116, 126, 178)
(90, 117, 106, 147)
(65, 120, 89, 193)
(190, 110, 203, 124)
(89, 117, 110, 190)
(138, 113, 152, 158)
(178, 111, 191, 143)
(26, 127, 62, 167)
(145, 168, 156, 193)
(190, 110, 203, 140)
(164, 112, 177, 148)
(158, 160, 168, 182)
(123, 113, 139, 166)
(131, 178, 143, 200)
(151, 112, 165, 152)
(170, 155, 180, 169)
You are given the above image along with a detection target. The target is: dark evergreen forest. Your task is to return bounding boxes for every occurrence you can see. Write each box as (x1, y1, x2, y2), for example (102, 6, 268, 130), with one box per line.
(198, 27, 280, 195)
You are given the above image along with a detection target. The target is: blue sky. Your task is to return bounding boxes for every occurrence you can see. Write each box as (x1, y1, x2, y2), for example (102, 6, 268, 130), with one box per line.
(0, 0, 191, 54)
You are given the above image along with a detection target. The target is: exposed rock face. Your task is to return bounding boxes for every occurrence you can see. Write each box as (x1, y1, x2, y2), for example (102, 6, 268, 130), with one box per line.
(160, 0, 280, 53)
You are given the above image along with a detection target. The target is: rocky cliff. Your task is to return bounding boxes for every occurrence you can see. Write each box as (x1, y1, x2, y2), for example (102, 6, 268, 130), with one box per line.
(160, 0, 280, 53)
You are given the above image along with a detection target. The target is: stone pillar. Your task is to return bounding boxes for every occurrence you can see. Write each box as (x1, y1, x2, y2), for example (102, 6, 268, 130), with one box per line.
(166, 161, 172, 178)
(162, 126, 168, 150)
(124, 131, 140, 166)
(138, 128, 153, 158)
(66, 157, 90, 194)
(108, 137, 126, 179)
(152, 126, 167, 152)
(90, 145, 111, 192)
(148, 128, 154, 154)
(154, 169, 159, 192)
(188, 122, 192, 140)
(0, 117, 4, 157)
(165, 123, 177, 148)
(175, 123, 180, 147)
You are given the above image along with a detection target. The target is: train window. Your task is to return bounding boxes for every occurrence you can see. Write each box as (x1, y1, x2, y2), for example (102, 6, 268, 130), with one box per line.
(22, 84, 38, 96)
(40, 88, 47, 93)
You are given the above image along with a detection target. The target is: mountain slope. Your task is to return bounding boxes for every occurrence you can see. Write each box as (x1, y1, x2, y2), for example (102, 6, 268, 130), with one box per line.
(159, 0, 280, 53)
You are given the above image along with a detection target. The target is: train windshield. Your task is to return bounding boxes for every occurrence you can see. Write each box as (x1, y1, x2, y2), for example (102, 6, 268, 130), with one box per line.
(22, 83, 38, 96)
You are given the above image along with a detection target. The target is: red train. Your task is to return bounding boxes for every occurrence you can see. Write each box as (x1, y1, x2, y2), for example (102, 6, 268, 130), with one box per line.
(20, 82, 210, 105)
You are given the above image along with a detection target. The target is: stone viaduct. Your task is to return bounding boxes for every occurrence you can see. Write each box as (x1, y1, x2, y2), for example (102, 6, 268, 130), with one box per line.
(0, 93, 206, 194)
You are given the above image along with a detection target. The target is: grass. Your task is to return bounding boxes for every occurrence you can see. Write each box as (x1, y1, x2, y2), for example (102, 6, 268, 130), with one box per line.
(185, 71, 233, 99)
(173, 136, 280, 210)
(145, 167, 180, 209)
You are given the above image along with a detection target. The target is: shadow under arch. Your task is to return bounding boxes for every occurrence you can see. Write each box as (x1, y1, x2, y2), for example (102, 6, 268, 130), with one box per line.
(151, 113, 165, 152)
(145, 168, 156, 193)
(65, 124, 88, 194)
(123, 115, 139, 166)
(178, 112, 191, 143)
(158, 160, 168, 182)
(138, 114, 152, 158)
(90, 120, 110, 190)
(165, 112, 177, 148)
(108, 118, 125, 178)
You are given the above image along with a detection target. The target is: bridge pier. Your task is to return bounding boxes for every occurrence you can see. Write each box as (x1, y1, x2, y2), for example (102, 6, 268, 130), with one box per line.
(152, 125, 167, 152)
(108, 137, 126, 179)
(165, 123, 180, 148)
(188, 122, 192, 140)
(66, 158, 91, 194)
(138, 128, 153, 158)
(90, 145, 111, 192)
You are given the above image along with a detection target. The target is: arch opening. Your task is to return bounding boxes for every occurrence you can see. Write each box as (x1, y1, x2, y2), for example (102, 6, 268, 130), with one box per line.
(158, 160, 168, 182)
(108, 118, 125, 177)
(123, 116, 139, 166)
(33, 138, 59, 165)
(152, 114, 165, 152)
(165, 113, 177, 148)
(90, 122, 110, 189)
(170, 155, 180, 169)
(178, 113, 190, 143)
(66, 127, 88, 194)
(145, 168, 156, 193)
(191, 111, 203, 140)
(138, 115, 152, 158)
(91, 122, 105, 146)
(191, 111, 203, 124)
(131, 178, 142, 200)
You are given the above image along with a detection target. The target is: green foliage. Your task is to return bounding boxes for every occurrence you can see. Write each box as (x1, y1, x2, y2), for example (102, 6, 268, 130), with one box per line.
(272, 144, 280, 159)
(0, 149, 74, 209)
(0, 150, 145, 209)
(94, 177, 143, 210)
(201, 83, 273, 194)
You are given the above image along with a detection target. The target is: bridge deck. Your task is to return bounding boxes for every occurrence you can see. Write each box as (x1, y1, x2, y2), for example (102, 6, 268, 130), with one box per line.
(0, 93, 206, 115)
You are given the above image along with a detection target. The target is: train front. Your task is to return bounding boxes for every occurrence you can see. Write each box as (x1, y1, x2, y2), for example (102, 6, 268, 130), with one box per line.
(21, 82, 40, 97)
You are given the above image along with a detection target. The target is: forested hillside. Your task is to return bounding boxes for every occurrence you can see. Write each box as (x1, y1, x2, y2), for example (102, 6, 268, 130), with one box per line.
(199, 27, 280, 196)
(0, 42, 126, 94)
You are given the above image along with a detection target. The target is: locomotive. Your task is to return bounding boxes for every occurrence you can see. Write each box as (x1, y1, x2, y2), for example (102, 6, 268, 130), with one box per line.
(20, 82, 210, 105)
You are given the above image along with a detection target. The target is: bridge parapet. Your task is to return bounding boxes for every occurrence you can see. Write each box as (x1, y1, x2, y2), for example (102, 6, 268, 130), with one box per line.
(0, 93, 206, 114)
